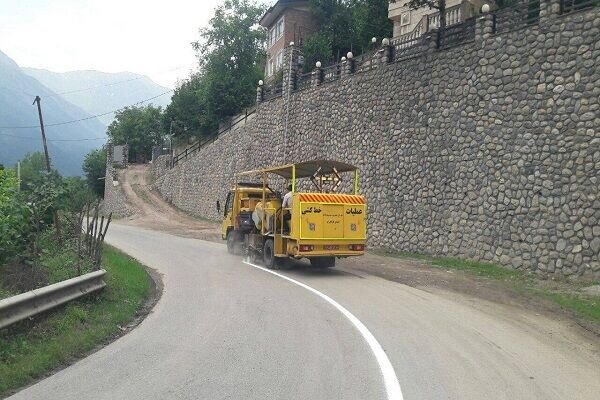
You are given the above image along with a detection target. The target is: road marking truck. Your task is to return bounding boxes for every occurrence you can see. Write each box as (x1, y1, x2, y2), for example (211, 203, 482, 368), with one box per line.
(218, 160, 367, 269)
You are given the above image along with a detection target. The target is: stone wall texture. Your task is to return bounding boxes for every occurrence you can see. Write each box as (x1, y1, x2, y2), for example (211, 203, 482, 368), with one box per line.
(152, 3, 600, 278)
(102, 144, 134, 217)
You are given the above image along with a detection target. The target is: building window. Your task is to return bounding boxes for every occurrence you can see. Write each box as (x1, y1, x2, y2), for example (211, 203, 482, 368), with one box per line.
(400, 12, 411, 26)
(276, 50, 283, 71)
(268, 16, 285, 48)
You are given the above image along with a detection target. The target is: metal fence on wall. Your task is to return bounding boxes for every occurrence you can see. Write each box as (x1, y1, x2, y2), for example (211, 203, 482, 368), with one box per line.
(172, 107, 256, 167)
(438, 18, 477, 49)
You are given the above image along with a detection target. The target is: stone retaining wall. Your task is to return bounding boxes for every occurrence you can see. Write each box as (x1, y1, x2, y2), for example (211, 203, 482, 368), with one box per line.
(152, 2, 599, 278)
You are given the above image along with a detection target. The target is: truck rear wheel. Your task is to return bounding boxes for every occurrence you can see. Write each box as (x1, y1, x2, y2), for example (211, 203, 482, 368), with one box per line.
(227, 231, 240, 254)
(263, 239, 283, 270)
(310, 257, 336, 268)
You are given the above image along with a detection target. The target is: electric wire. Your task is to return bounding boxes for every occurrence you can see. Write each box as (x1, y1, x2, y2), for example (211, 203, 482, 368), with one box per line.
(0, 89, 173, 130)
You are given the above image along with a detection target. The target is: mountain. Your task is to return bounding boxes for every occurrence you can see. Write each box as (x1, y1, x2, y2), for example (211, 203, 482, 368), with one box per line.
(24, 69, 171, 126)
(0, 50, 106, 176)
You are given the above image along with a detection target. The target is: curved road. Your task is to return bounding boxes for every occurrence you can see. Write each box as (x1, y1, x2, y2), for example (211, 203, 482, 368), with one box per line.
(10, 223, 600, 400)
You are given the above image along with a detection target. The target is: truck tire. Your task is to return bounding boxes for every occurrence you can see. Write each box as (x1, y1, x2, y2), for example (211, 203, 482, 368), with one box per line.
(310, 257, 336, 268)
(263, 239, 282, 270)
(227, 231, 239, 254)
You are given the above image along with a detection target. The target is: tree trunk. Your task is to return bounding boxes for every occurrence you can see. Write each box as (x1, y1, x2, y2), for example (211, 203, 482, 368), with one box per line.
(439, 0, 447, 30)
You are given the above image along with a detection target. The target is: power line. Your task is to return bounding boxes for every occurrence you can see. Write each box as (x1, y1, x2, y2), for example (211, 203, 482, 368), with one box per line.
(0, 89, 173, 130)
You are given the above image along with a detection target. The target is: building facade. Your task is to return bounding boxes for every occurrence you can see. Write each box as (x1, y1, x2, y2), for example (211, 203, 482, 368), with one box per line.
(260, 0, 319, 82)
(389, 0, 486, 38)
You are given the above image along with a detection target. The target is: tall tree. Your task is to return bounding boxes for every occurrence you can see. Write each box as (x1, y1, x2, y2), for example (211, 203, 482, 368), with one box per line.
(82, 148, 107, 198)
(106, 106, 164, 162)
(304, 0, 393, 68)
(164, 0, 266, 141)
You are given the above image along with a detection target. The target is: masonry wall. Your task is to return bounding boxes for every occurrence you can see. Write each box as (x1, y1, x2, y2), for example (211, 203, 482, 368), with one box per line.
(102, 144, 133, 217)
(153, 3, 600, 278)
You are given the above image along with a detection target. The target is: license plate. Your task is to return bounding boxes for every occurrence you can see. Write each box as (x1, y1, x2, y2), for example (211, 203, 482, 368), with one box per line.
(323, 245, 339, 250)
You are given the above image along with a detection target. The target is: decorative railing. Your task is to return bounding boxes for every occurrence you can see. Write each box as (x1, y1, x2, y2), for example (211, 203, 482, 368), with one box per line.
(322, 64, 342, 83)
(427, 4, 464, 30)
(392, 34, 428, 61)
(438, 18, 476, 48)
(560, 0, 598, 13)
(263, 83, 283, 100)
(172, 107, 256, 167)
(493, 0, 541, 34)
(353, 50, 379, 73)
(296, 71, 313, 91)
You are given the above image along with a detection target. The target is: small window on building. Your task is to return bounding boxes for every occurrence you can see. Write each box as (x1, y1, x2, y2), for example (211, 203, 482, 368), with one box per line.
(276, 51, 283, 71)
(400, 12, 411, 26)
(276, 18, 284, 38)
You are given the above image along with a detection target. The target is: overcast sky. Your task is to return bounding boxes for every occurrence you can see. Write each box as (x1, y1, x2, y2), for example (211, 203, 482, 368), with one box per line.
(0, 0, 241, 88)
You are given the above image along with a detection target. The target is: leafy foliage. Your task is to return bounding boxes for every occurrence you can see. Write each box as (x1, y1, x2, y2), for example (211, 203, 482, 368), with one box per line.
(304, 0, 393, 69)
(19, 152, 50, 190)
(106, 106, 163, 162)
(0, 169, 30, 264)
(165, 0, 266, 141)
(82, 148, 107, 198)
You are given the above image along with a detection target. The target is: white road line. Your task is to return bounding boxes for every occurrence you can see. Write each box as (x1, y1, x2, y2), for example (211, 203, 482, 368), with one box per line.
(243, 261, 404, 400)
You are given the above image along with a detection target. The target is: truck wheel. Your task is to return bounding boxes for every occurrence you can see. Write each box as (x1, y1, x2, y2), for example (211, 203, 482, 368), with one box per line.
(263, 239, 282, 270)
(226, 231, 238, 254)
(310, 257, 336, 268)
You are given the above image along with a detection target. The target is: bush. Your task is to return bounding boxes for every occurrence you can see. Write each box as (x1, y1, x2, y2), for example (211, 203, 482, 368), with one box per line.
(0, 169, 30, 264)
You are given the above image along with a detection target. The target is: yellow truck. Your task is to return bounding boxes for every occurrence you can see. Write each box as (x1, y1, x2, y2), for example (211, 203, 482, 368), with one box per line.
(218, 160, 366, 269)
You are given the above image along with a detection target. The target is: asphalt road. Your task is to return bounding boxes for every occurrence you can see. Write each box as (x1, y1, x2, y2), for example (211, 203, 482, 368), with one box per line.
(10, 224, 600, 400)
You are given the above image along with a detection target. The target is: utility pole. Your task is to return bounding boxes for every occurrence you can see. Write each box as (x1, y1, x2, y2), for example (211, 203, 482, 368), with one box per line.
(33, 96, 52, 172)
(17, 161, 20, 192)
(33, 96, 62, 243)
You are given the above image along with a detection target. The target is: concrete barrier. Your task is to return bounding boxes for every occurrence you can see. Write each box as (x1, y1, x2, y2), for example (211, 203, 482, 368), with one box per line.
(0, 270, 107, 329)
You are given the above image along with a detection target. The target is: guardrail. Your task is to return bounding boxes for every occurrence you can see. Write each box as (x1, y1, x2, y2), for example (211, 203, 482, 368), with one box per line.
(172, 107, 256, 168)
(0, 269, 107, 329)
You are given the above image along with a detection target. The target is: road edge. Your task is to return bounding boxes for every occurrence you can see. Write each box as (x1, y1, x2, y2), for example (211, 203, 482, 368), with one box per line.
(1, 247, 164, 400)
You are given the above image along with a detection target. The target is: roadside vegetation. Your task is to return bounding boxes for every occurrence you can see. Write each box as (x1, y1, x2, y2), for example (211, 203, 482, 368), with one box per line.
(0, 153, 97, 298)
(375, 250, 600, 325)
(0, 246, 152, 397)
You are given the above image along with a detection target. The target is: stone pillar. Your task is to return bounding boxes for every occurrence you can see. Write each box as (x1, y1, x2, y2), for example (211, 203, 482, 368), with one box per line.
(428, 29, 439, 51)
(340, 57, 348, 77)
(476, 11, 494, 43)
(346, 54, 355, 74)
(539, 0, 560, 28)
(256, 84, 263, 104)
(381, 39, 392, 64)
(312, 66, 323, 87)
(282, 43, 300, 97)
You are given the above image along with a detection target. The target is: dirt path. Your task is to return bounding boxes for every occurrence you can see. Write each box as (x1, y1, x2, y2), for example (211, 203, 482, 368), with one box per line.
(117, 164, 221, 242)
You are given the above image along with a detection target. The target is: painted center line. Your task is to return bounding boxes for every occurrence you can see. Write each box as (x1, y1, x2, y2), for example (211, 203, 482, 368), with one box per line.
(243, 260, 404, 400)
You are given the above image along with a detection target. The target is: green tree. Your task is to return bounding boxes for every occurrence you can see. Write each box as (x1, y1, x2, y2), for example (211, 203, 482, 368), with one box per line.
(19, 152, 50, 190)
(304, 0, 393, 69)
(82, 148, 107, 198)
(164, 0, 266, 142)
(0, 169, 30, 263)
(107, 106, 164, 162)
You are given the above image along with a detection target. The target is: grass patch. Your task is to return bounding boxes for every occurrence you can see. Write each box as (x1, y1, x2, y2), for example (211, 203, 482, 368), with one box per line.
(0, 245, 152, 396)
(374, 248, 600, 324)
(542, 292, 600, 322)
